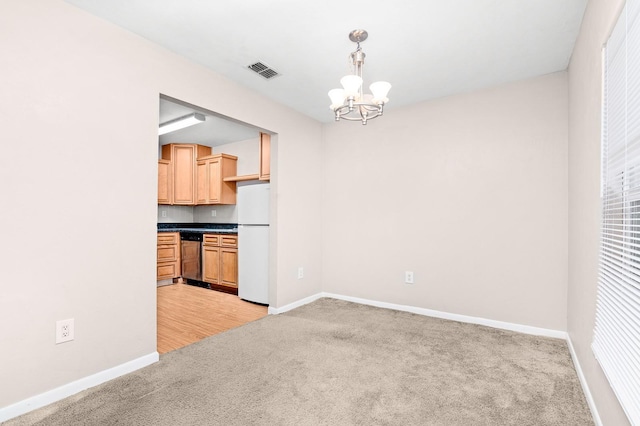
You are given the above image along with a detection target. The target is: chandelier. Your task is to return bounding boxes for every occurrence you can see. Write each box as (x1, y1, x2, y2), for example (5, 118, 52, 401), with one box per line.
(328, 29, 391, 125)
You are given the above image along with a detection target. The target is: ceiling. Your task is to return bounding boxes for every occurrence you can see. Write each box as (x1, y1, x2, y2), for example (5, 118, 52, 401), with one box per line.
(65, 0, 588, 124)
(159, 97, 259, 146)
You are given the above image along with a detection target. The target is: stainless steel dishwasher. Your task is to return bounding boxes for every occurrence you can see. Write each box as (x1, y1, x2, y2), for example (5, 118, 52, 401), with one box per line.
(180, 232, 202, 283)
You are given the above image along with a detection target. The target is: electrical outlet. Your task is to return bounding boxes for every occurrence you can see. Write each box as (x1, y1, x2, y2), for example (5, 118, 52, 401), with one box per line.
(405, 271, 414, 284)
(56, 318, 75, 344)
(297, 267, 304, 279)
(211, 210, 216, 217)
(161, 210, 167, 218)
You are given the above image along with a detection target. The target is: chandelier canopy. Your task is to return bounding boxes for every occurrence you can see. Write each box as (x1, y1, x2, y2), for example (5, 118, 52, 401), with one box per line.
(328, 29, 391, 125)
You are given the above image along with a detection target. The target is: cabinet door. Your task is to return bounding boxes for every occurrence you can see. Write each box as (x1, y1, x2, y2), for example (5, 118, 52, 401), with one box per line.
(157, 245, 178, 263)
(158, 159, 172, 204)
(157, 232, 179, 245)
(172, 145, 196, 205)
(157, 262, 178, 280)
(202, 245, 220, 284)
(203, 234, 221, 246)
(259, 133, 270, 181)
(196, 157, 221, 205)
(220, 235, 238, 248)
(196, 160, 207, 204)
(207, 158, 221, 204)
(220, 247, 238, 287)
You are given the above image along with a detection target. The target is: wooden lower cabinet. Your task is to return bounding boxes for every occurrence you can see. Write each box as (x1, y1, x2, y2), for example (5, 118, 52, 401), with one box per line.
(220, 247, 238, 287)
(157, 232, 181, 280)
(202, 234, 238, 289)
(202, 245, 220, 283)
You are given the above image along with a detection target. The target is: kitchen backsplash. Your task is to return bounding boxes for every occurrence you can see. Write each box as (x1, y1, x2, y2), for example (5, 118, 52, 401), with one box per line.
(194, 205, 237, 223)
(157, 205, 237, 223)
(157, 205, 194, 223)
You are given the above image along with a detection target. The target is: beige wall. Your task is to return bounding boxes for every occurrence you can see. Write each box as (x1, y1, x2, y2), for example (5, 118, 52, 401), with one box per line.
(0, 0, 322, 410)
(322, 72, 569, 331)
(567, 0, 629, 424)
(216, 137, 261, 176)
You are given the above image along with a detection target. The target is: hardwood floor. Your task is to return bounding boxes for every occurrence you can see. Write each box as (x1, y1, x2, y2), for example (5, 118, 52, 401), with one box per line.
(157, 283, 268, 354)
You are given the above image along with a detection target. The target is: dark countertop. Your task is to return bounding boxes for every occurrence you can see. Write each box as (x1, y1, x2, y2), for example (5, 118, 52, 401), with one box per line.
(158, 223, 238, 234)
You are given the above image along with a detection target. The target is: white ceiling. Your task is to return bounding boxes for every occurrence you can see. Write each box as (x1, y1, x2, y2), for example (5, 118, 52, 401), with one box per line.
(65, 0, 588, 124)
(159, 97, 259, 146)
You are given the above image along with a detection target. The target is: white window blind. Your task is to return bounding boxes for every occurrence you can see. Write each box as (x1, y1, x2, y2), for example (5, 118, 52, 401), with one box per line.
(593, 1, 640, 424)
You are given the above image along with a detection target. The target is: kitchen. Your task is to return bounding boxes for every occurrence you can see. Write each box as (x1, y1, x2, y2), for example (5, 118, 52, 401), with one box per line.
(156, 95, 272, 352)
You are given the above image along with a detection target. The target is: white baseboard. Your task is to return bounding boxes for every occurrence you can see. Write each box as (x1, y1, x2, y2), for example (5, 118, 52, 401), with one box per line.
(267, 293, 324, 315)
(0, 352, 159, 423)
(270, 291, 567, 340)
(566, 336, 602, 426)
(322, 292, 568, 339)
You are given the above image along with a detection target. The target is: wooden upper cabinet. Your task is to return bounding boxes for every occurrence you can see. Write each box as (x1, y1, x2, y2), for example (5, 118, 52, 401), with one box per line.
(160, 143, 211, 205)
(157, 159, 172, 204)
(196, 154, 238, 205)
(196, 158, 209, 204)
(259, 132, 270, 181)
(172, 145, 196, 204)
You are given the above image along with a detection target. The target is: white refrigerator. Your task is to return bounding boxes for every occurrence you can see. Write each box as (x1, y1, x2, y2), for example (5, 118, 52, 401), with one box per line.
(237, 181, 269, 304)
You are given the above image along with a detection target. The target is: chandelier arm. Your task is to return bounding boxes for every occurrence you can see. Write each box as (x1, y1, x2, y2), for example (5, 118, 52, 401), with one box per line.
(337, 115, 366, 121)
(333, 104, 354, 115)
(333, 107, 383, 125)
(333, 103, 383, 114)
(353, 103, 383, 112)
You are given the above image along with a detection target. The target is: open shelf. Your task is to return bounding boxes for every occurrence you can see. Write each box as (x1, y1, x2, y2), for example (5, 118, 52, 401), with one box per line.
(223, 174, 260, 182)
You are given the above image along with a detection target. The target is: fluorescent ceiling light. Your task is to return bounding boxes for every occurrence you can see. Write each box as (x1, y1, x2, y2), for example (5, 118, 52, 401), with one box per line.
(159, 113, 205, 135)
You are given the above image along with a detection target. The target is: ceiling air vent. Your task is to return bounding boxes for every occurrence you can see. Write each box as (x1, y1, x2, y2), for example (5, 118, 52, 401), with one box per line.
(247, 62, 280, 80)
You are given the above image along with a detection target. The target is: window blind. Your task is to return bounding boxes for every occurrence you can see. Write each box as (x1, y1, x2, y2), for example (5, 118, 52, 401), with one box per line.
(593, 1, 640, 424)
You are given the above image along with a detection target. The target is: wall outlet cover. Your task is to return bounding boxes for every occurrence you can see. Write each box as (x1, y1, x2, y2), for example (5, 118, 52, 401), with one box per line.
(405, 271, 414, 284)
(56, 318, 75, 344)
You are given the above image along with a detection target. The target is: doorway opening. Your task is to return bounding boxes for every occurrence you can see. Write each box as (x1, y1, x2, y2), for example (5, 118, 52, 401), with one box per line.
(156, 94, 274, 354)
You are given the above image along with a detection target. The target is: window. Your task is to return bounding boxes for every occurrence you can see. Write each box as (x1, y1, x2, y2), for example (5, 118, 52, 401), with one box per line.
(593, 2, 640, 424)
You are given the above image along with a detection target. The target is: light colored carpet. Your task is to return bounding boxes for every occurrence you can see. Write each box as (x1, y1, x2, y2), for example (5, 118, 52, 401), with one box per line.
(5, 298, 593, 425)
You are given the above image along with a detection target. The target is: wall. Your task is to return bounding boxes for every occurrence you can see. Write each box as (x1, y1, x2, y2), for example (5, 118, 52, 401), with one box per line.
(567, 0, 629, 424)
(158, 205, 195, 223)
(193, 205, 237, 224)
(0, 0, 322, 415)
(322, 72, 569, 331)
(215, 137, 261, 176)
